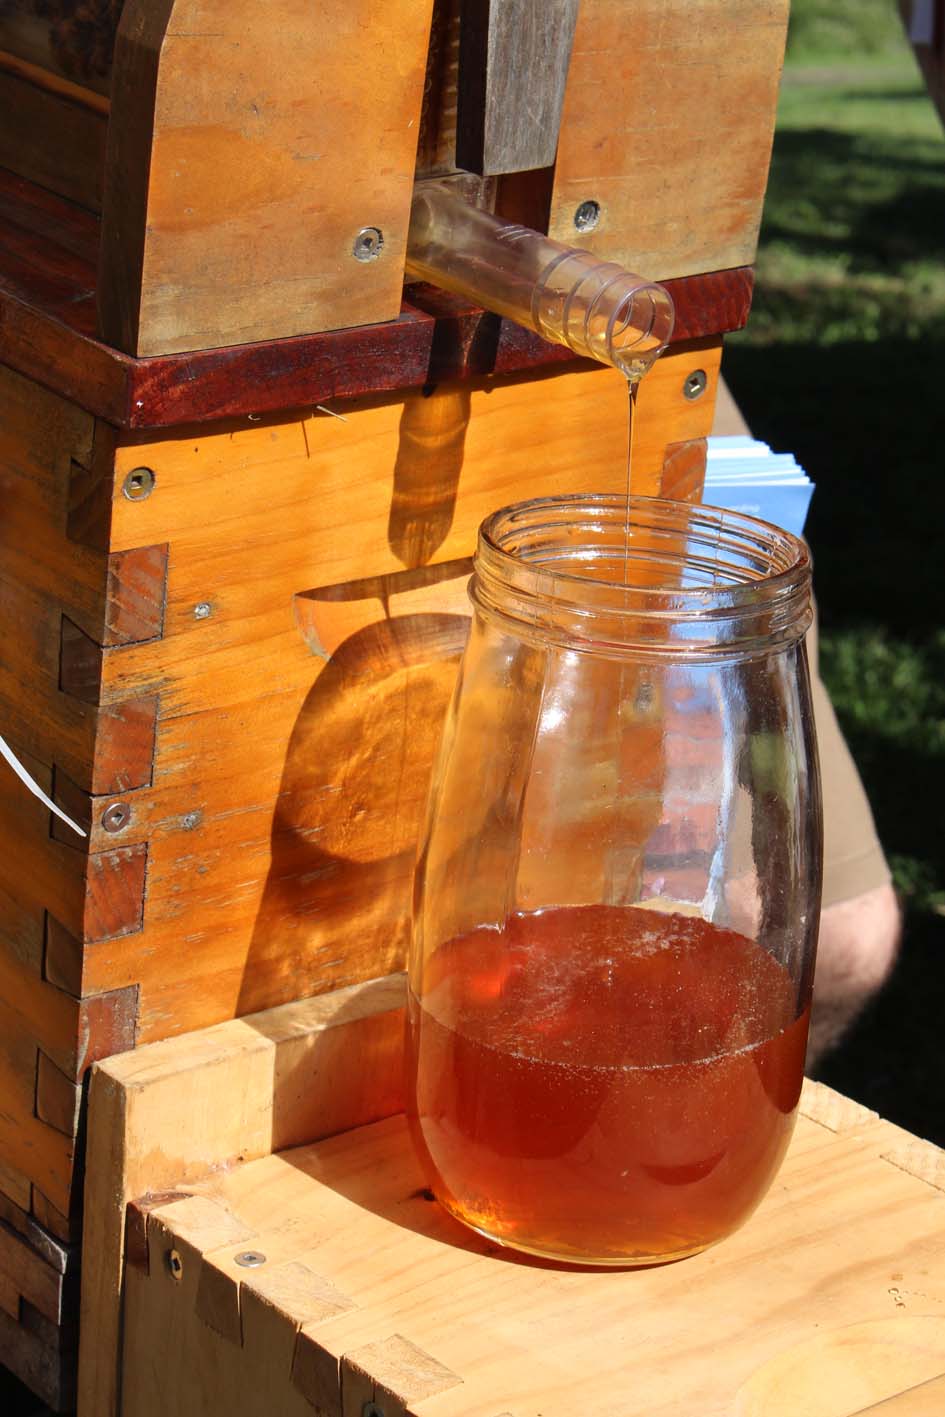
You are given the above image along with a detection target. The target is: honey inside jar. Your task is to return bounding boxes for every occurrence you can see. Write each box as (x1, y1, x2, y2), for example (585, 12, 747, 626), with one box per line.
(408, 903, 809, 1266)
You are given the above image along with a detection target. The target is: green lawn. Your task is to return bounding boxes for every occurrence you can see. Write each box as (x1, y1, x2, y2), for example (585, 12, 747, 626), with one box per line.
(722, 2, 945, 1134)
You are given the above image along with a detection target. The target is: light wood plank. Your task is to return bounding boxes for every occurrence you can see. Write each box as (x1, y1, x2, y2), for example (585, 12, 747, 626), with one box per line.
(98, 0, 435, 355)
(548, 0, 790, 279)
(78, 973, 405, 1417)
(118, 1105, 945, 1417)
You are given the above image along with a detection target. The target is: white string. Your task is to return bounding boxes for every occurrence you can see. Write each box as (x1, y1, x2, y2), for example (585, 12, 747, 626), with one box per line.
(0, 734, 87, 837)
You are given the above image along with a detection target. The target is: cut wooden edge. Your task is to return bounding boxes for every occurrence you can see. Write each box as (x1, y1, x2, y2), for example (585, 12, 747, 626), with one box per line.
(78, 971, 406, 1417)
(800, 1080, 945, 1193)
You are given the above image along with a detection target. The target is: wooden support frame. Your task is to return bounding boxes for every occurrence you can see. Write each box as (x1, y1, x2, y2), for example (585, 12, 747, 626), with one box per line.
(79, 973, 406, 1417)
(81, 981, 945, 1417)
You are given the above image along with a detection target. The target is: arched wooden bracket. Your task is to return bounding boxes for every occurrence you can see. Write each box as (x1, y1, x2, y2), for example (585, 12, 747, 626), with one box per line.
(97, 0, 436, 356)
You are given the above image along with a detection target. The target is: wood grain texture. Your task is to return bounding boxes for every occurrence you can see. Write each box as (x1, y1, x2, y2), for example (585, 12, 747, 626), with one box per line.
(97, 0, 435, 355)
(456, 0, 580, 175)
(0, 1297, 76, 1411)
(548, 0, 790, 279)
(115, 1097, 945, 1417)
(65, 354, 716, 1047)
(0, 62, 107, 210)
(0, 162, 753, 424)
(79, 973, 405, 1417)
(35, 1051, 83, 1138)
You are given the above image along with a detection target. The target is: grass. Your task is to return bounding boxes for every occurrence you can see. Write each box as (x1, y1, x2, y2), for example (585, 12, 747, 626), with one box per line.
(723, 2, 945, 1136)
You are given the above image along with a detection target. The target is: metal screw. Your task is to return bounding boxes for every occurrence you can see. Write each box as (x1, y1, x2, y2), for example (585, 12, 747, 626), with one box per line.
(102, 802, 131, 833)
(193, 602, 213, 620)
(122, 467, 155, 501)
(234, 1251, 267, 1268)
(353, 227, 383, 262)
(181, 811, 201, 831)
(168, 1249, 183, 1281)
(573, 199, 601, 232)
(683, 369, 708, 400)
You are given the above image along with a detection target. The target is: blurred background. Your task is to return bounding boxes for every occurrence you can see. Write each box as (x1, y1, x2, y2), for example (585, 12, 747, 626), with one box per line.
(723, 0, 945, 1143)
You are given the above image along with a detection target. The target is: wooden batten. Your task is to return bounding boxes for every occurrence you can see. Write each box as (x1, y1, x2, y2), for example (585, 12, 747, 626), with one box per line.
(81, 994, 945, 1417)
(548, 0, 791, 280)
(80, 974, 406, 1417)
(97, 0, 436, 356)
(0, 51, 107, 212)
(455, 0, 580, 175)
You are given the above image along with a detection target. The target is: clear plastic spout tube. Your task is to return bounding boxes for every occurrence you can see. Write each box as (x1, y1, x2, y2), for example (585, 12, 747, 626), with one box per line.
(406, 184, 675, 381)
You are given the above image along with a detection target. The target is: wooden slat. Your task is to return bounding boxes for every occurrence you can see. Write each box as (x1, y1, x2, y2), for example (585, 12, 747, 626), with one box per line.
(548, 0, 790, 280)
(97, 0, 435, 355)
(116, 1104, 945, 1417)
(456, 0, 580, 175)
(0, 1298, 76, 1411)
(0, 1219, 68, 1324)
(79, 973, 406, 1417)
(0, 1157, 32, 1211)
(0, 64, 106, 211)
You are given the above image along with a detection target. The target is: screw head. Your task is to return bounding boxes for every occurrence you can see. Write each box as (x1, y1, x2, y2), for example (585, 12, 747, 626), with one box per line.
(353, 227, 383, 262)
(181, 811, 201, 831)
(234, 1251, 267, 1268)
(573, 199, 601, 232)
(683, 369, 708, 400)
(122, 467, 155, 501)
(193, 602, 213, 620)
(102, 802, 131, 833)
(168, 1249, 183, 1280)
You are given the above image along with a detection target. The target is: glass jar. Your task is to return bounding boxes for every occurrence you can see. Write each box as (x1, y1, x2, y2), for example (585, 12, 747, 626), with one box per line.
(407, 494, 822, 1267)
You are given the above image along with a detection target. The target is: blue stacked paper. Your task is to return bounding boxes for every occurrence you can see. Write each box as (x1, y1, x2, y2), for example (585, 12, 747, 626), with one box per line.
(703, 435, 814, 538)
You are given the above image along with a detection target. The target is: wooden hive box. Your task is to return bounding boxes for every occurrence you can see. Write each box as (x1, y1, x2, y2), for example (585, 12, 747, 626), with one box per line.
(0, 0, 791, 1405)
(80, 977, 945, 1417)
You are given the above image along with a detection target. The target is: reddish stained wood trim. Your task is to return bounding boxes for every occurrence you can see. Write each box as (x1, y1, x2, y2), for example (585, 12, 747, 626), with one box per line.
(1, 269, 754, 430)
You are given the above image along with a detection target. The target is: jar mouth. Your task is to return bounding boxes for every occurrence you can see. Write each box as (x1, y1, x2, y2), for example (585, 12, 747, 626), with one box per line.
(473, 494, 812, 659)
